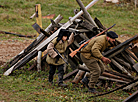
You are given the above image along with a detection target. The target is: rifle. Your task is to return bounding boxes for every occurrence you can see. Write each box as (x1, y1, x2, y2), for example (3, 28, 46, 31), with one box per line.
(69, 24, 116, 58)
(53, 48, 68, 65)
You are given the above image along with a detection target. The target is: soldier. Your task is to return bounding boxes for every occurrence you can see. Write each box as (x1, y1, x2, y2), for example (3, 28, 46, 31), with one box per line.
(46, 29, 74, 87)
(80, 31, 118, 93)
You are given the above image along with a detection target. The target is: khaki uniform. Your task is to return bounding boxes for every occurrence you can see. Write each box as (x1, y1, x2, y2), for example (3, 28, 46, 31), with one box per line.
(46, 33, 74, 65)
(46, 33, 74, 85)
(80, 35, 111, 88)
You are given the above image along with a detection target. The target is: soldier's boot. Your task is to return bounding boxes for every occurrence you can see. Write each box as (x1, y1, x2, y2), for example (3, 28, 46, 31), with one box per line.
(58, 73, 67, 87)
(80, 77, 89, 88)
(48, 75, 53, 84)
(88, 88, 99, 94)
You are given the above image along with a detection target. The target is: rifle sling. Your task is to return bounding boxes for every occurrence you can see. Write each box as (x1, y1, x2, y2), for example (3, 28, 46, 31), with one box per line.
(78, 51, 90, 53)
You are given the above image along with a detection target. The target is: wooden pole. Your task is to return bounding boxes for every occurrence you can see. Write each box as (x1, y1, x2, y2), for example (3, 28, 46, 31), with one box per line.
(72, 70, 86, 84)
(76, 0, 97, 27)
(37, 51, 42, 71)
(111, 58, 132, 76)
(35, 4, 43, 70)
(35, 4, 42, 37)
(78, 64, 131, 82)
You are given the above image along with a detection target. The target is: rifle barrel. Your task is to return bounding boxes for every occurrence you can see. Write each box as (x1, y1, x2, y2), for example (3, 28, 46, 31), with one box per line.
(69, 24, 116, 58)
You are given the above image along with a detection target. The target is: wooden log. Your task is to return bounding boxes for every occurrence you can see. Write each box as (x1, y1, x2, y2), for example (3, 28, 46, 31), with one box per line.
(78, 64, 89, 72)
(79, 33, 89, 40)
(73, 40, 80, 47)
(116, 38, 138, 60)
(131, 46, 138, 58)
(78, 64, 131, 82)
(125, 49, 138, 62)
(35, 4, 42, 37)
(105, 70, 134, 80)
(30, 12, 36, 19)
(76, 0, 97, 27)
(133, 63, 138, 73)
(3, 0, 99, 76)
(123, 81, 138, 91)
(94, 17, 106, 30)
(72, 70, 86, 84)
(105, 45, 130, 58)
(121, 52, 136, 65)
(102, 72, 131, 82)
(111, 58, 132, 76)
(63, 69, 79, 81)
(37, 51, 42, 71)
(27, 51, 47, 71)
(68, 28, 90, 33)
(79, 21, 97, 32)
(113, 56, 132, 70)
(99, 76, 128, 84)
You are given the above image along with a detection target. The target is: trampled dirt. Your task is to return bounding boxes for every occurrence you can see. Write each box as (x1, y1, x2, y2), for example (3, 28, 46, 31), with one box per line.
(0, 37, 34, 66)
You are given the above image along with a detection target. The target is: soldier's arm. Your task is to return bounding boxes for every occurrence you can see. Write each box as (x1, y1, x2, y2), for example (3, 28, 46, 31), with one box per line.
(67, 32, 74, 46)
(47, 38, 58, 58)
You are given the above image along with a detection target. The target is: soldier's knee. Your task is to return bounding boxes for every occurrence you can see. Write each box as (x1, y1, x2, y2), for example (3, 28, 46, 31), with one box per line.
(94, 69, 101, 76)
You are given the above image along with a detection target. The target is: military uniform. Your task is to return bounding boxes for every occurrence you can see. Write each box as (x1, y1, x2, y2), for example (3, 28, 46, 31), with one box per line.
(46, 37, 68, 65)
(80, 35, 111, 88)
(46, 30, 74, 86)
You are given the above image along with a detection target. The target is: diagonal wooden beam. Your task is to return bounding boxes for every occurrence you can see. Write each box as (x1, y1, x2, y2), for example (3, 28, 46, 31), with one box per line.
(76, 0, 97, 27)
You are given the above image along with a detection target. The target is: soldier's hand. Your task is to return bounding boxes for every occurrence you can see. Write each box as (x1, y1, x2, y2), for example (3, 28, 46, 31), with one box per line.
(101, 57, 111, 65)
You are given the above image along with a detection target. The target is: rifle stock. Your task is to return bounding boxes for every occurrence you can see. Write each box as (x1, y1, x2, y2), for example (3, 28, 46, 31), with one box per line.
(69, 24, 116, 58)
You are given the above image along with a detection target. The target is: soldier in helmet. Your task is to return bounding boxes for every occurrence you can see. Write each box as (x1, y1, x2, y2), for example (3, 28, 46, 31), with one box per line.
(46, 29, 74, 87)
(80, 31, 118, 93)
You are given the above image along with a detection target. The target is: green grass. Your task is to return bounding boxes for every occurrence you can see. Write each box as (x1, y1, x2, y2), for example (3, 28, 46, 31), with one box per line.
(0, 0, 137, 37)
(0, 0, 138, 101)
(0, 69, 130, 102)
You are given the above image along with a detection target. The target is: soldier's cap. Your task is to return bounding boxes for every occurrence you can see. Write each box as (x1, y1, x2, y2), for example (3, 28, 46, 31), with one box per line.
(57, 29, 71, 41)
(107, 31, 118, 39)
(60, 29, 71, 37)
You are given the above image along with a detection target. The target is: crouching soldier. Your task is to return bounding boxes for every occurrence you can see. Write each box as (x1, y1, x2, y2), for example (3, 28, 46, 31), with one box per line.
(46, 29, 74, 87)
(80, 31, 118, 93)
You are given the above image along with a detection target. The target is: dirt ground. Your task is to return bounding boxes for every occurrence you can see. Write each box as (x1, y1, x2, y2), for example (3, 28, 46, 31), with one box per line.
(0, 34, 135, 67)
(0, 37, 34, 66)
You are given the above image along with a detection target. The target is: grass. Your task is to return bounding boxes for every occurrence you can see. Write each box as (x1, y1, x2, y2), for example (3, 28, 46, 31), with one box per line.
(0, 68, 131, 102)
(0, 0, 138, 101)
(0, 0, 138, 36)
